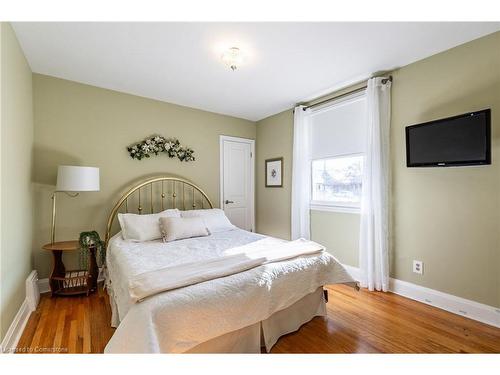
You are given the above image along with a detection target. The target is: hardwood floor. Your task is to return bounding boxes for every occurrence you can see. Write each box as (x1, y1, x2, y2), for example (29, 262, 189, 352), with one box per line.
(272, 285, 500, 353)
(16, 286, 114, 353)
(16, 284, 500, 353)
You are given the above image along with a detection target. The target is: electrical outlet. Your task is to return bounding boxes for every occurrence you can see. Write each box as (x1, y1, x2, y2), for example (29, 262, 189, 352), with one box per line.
(413, 260, 423, 275)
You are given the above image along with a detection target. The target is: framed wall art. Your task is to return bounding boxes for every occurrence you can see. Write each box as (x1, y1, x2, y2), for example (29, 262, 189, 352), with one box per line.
(265, 157, 283, 187)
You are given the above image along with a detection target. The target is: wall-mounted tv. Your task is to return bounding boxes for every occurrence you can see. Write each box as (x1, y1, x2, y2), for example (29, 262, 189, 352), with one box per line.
(406, 109, 491, 167)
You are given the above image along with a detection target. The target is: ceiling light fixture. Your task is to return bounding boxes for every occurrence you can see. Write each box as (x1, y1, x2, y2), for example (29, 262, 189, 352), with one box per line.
(221, 47, 243, 71)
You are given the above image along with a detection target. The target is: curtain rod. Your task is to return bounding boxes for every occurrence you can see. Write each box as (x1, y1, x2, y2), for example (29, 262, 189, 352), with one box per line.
(302, 75, 392, 111)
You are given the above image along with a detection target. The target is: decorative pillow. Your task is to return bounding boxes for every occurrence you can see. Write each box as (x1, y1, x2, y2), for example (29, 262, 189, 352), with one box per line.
(118, 209, 180, 242)
(180, 208, 236, 233)
(159, 217, 210, 242)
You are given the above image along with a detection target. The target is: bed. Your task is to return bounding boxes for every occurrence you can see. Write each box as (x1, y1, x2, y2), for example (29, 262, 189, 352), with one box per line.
(103, 176, 356, 353)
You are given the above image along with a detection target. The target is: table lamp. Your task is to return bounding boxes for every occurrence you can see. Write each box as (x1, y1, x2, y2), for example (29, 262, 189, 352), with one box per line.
(51, 165, 100, 244)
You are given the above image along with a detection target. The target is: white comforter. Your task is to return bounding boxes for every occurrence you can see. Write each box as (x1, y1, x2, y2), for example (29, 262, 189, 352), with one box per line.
(105, 229, 353, 353)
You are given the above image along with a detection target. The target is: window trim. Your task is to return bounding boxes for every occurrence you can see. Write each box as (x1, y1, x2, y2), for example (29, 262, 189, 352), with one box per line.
(310, 203, 360, 214)
(310, 153, 364, 214)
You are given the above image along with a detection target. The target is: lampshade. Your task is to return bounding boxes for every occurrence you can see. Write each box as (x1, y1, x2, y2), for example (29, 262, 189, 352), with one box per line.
(56, 166, 100, 192)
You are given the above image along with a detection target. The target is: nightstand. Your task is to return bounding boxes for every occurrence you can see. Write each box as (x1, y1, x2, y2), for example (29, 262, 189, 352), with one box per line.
(42, 241, 99, 297)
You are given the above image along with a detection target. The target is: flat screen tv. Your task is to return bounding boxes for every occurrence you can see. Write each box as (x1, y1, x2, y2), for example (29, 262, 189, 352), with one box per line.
(406, 109, 491, 167)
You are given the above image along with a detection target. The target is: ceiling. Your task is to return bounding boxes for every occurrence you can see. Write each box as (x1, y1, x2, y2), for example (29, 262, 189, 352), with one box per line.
(12, 22, 500, 121)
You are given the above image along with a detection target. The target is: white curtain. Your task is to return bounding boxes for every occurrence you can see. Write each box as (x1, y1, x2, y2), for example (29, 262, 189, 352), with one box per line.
(359, 77, 392, 292)
(291, 105, 311, 240)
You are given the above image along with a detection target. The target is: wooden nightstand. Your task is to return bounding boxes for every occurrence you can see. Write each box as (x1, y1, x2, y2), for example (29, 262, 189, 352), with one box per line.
(42, 241, 99, 297)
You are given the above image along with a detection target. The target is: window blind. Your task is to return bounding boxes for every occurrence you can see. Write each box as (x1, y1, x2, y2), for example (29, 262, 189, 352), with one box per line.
(310, 92, 367, 160)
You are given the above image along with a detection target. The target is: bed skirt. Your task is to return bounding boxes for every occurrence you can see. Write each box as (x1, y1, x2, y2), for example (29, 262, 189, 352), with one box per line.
(108, 287, 326, 353)
(108, 285, 326, 353)
(107, 283, 327, 353)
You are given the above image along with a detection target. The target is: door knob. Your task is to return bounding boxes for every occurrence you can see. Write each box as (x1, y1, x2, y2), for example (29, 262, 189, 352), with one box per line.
(225, 200, 234, 204)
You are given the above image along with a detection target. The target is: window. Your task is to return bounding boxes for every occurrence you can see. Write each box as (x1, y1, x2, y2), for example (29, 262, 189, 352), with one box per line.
(309, 91, 366, 213)
(311, 155, 363, 210)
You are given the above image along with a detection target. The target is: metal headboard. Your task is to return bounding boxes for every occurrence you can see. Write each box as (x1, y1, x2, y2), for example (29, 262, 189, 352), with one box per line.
(104, 176, 213, 247)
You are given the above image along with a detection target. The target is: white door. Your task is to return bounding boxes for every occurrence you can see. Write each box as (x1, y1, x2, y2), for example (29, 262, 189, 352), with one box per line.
(220, 136, 255, 232)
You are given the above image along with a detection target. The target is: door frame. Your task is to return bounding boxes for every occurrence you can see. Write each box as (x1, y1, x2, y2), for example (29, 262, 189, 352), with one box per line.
(219, 135, 256, 232)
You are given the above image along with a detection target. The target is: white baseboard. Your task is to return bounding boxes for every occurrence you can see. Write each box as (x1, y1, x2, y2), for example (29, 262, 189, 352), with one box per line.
(0, 270, 41, 353)
(342, 264, 500, 328)
(342, 265, 361, 281)
(26, 270, 40, 311)
(37, 278, 50, 294)
(0, 299, 32, 353)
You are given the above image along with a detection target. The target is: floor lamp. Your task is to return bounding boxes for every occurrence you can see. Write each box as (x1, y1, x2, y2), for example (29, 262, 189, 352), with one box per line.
(51, 165, 100, 244)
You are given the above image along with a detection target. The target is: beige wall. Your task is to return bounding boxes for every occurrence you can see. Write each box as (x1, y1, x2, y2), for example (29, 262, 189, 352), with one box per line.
(256, 109, 293, 239)
(0, 23, 34, 341)
(390, 32, 500, 306)
(256, 31, 500, 307)
(33, 74, 256, 278)
(310, 210, 360, 267)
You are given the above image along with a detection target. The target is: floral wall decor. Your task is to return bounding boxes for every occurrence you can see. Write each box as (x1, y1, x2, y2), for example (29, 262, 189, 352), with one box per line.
(127, 135, 195, 162)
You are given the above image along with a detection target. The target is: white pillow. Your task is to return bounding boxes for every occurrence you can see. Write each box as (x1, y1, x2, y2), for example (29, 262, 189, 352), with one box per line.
(118, 209, 180, 242)
(180, 208, 236, 233)
(159, 217, 210, 242)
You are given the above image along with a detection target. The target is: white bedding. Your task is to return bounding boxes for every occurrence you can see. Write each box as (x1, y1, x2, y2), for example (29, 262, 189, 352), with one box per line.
(129, 238, 326, 302)
(105, 229, 354, 353)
